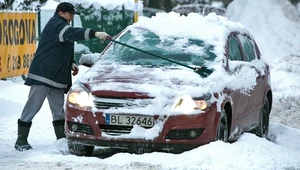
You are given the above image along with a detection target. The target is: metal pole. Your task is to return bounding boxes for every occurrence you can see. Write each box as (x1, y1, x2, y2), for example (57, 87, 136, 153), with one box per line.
(38, 10, 41, 41)
(134, 0, 138, 23)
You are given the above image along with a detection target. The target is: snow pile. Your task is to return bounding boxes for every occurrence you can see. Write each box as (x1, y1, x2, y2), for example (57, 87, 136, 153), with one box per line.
(226, 0, 300, 63)
(270, 55, 300, 128)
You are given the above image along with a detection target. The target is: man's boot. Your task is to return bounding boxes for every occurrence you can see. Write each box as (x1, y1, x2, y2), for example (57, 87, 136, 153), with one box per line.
(15, 119, 33, 151)
(53, 119, 66, 139)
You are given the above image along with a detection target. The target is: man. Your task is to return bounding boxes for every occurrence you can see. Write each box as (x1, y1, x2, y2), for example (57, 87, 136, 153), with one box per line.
(14, 2, 110, 151)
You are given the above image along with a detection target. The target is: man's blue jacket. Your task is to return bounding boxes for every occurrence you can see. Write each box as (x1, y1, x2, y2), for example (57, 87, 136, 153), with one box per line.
(25, 13, 96, 92)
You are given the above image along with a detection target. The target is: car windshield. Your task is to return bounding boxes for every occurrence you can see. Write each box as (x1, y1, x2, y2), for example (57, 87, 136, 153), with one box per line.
(102, 28, 217, 70)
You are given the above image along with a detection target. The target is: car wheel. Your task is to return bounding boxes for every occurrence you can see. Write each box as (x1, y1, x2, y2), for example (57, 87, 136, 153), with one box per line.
(68, 142, 94, 156)
(216, 109, 229, 142)
(252, 97, 270, 138)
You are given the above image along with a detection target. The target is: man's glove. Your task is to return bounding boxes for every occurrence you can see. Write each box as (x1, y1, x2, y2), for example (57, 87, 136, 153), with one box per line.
(95, 32, 109, 41)
(72, 63, 79, 76)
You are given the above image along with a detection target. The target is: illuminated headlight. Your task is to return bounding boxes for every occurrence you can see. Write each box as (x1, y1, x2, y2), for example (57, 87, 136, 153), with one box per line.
(67, 84, 92, 107)
(172, 94, 211, 113)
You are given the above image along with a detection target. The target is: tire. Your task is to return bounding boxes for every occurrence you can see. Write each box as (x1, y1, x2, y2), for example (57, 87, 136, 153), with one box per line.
(216, 109, 229, 142)
(68, 142, 94, 156)
(252, 97, 270, 138)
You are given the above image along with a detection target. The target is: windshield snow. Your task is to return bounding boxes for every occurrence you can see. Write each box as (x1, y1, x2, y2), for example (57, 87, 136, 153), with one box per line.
(101, 27, 217, 68)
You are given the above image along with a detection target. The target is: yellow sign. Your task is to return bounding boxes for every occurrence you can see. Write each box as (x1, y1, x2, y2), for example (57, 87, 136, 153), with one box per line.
(0, 12, 36, 79)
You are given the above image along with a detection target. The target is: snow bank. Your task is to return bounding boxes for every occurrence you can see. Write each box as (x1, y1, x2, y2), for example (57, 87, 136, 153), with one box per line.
(226, 0, 300, 63)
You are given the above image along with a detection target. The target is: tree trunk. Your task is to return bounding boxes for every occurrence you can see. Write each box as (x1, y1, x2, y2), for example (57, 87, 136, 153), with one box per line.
(163, 0, 173, 12)
(148, 0, 162, 9)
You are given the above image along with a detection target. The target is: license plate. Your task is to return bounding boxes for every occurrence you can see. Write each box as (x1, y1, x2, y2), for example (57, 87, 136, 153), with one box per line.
(105, 114, 154, 128)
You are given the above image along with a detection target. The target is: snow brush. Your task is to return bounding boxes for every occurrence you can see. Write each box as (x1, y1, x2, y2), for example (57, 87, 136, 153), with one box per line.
(106, 36, 211, 77)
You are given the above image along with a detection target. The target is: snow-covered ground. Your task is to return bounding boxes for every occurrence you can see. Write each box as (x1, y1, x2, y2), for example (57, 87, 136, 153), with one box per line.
(0, 0, 300, 169)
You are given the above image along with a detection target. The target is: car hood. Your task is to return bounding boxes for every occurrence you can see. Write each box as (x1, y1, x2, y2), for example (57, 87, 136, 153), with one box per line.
(78, 63, 211, 98)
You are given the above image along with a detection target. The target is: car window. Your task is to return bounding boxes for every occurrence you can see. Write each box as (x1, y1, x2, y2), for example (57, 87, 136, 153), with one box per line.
(238, 34, 257, 61)
(102, 28, 217, 68)
(228, 36, 243, 61)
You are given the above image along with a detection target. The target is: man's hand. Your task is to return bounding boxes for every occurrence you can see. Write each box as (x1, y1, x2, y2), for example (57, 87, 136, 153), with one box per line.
(95, 32, 109, 41)
(72, 63, 79, 76)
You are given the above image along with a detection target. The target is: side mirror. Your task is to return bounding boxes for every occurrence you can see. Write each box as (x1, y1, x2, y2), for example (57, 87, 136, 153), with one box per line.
(79, 53, 101, 67)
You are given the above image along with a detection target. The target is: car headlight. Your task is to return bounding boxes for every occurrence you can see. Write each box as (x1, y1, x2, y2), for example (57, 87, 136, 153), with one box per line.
(172, 94, 211, 113)
(67, 84, 92, 107)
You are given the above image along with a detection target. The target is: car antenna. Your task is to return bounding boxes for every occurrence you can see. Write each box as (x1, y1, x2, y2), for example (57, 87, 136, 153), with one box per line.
(106, 36, 202, 73)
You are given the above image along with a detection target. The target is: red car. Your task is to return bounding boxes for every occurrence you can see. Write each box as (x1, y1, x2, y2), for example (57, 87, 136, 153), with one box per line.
(65, 13, 272, 156)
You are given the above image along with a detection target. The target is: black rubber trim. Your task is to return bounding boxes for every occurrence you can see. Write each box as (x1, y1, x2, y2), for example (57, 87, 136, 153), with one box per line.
(52, 119, 65, 126)
(18, 119, 32, 127)
(67, 137, 199, 154)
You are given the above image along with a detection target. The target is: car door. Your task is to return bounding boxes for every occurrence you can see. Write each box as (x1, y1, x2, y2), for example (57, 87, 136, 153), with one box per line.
(237, 34, 265, 126)
(225, 33, 253, 133)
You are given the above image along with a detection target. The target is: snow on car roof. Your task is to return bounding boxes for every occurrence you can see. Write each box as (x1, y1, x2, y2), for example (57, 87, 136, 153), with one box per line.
(130, 12, 250, 59)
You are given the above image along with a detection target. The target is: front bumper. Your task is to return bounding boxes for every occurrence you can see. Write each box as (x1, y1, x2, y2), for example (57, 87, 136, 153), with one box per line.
(65, 103, 220, 153)
(67, 136, 200, 153)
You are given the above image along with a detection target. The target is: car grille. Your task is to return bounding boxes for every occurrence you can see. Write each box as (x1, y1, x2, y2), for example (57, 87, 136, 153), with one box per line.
(93, 97, 148, 109)
(99, 124, 152, 136)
